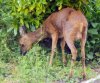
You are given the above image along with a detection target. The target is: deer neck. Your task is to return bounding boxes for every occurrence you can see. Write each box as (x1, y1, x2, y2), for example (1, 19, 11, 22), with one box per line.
(30, 27, 47, 43)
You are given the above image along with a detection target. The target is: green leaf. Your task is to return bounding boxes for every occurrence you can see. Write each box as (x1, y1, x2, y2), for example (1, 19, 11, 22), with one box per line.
(11, 12, 16, 16)
(14, 28, 17, 36)
(29, 5, 35, 11)
(91, 23, 98, 28)
(95, 52, 100, 57)
(87, 52, 93, 60)
(88, 29, 98, 34)
(30, 25, 36, 31)
(25, 22, 29, 28)
(91, 40, 95, 44)
(17, 7, 21, 12)
(20, 18, 24, 25)
(24, 8, 28, 15)
(7, 27, 13, 32)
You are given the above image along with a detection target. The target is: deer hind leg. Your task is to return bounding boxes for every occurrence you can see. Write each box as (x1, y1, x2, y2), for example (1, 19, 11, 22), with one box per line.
(60, 38, 66, 65)
(62, 22, 77, 77)
(81, 28, 87, 79)
(49, 33, 58, 66)
(65, 37, 77, 78)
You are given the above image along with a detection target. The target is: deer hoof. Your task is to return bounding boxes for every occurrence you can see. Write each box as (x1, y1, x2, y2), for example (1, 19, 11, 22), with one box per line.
(49, 62, 52, 66)
(83, 74, 86, 80)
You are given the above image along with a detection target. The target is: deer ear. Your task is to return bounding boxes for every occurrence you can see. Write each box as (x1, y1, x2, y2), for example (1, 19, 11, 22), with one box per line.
(19, 26, 27, 36)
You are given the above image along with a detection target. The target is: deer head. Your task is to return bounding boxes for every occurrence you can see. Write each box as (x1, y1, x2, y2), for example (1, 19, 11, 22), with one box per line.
(19, 26, 33, 55)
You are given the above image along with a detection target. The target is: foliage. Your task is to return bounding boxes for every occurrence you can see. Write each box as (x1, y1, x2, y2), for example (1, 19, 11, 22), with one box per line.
(84, 0, 100, 62)
(0, 0, 89, 34)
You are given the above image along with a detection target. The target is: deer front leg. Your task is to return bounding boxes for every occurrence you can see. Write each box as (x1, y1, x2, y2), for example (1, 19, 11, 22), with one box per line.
(60, 38, 66, 65)
(49, 33, 58, 66)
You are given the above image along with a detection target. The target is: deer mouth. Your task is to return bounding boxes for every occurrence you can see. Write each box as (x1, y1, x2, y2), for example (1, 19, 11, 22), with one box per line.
(20, 50, 27, 55)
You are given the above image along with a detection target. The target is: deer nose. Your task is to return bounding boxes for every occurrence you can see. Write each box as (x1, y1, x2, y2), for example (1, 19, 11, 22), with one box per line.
(20, 49, 27, 55)
(22, 51, 27, 55)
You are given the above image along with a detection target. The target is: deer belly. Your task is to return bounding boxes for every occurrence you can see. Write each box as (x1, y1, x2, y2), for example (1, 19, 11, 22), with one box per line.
(58, 31, 63, 38)
(59, 34, 63, 38)
(76, 32, 82, 40)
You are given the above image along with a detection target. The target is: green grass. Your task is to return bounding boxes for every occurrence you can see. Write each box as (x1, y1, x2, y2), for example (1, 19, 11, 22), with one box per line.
(0, 29, 98, 83)
(0, 44, 97, 83)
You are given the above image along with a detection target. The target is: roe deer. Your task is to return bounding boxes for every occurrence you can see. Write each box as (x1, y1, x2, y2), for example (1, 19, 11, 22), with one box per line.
(19, 7, 88, 79)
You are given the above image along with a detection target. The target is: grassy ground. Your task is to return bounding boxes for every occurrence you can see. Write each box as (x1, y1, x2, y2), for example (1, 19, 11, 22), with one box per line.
(0, 29, 99, 83)
(0, 44, 98, 83)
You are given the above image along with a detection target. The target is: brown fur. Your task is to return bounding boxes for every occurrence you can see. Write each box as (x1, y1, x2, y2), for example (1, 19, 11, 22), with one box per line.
(19, 7, 88, 79)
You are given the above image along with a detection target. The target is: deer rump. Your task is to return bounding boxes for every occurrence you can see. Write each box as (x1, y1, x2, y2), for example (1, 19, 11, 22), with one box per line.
(43, 8, 87, 40)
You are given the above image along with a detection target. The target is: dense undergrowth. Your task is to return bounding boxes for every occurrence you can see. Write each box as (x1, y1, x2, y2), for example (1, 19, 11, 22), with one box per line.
(0, 0, 100, 83)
